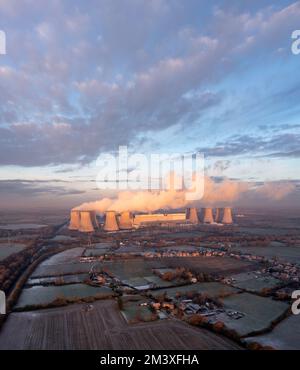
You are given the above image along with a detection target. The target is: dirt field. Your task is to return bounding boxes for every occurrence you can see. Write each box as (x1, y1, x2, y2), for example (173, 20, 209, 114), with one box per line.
(0, 300, 241, 350)
(160, 256, 258, 277)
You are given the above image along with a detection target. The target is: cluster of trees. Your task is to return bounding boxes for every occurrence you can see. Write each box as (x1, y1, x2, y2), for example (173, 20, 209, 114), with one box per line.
(0, 242, 42, 293)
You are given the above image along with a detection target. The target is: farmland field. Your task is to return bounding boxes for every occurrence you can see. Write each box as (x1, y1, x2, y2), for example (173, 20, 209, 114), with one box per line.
(102, 258, 166, 280)
(0, 300, 241, 350)
(26, 273, 90, 286)
(40, 247, 85, 265)
(244, 314, 300, 350)
(14, 284, 115, 310)
(0, 243, 26, 260)
(229, 272, 284, 294)
(216, 293, 289, 337)
(149, 282, 239, 300)
(230, 244, 300, 265)
(160, 256, 258, 277)
(31, 262, 93, 277)
(0, 223, 47, 230)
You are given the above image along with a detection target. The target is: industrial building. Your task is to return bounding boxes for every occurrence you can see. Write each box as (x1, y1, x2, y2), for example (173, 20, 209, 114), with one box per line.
(78, 211, 95, 233)
(186, 208, 199, 224)
(222, 207, 233, 224)
(104, 211, 119, 232)
(68, 206, 233, 232)
(69, 210, 81, 230)
(133, 212, 187, 227)
(203, 207, 214, 224)
(118, 211, 133, 230)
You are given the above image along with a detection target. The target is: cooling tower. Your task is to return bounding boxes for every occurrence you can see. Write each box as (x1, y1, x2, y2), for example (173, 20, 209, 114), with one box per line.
(215, 208, 221, 223)
(118, 211, 133, 229)
(104, 211, 119, 231)
(90, 210, 99, 229)
(203, 207, 214, 224)
(69, 210, 81, 230)
(222, 207, 233, 224)
(79, 211, 95, 232)
(187, 208, 199, 224)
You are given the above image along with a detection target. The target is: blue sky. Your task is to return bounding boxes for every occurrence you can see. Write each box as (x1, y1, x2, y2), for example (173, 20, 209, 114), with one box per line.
(0, 0, 300, 209)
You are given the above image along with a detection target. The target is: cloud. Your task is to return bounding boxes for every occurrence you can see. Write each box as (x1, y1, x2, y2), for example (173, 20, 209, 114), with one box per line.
(197, 132, 300, 158)
(74, 175, 297, 213)
(0, 179, 85, 196)
(1, 1, 300, 166)
(255, 181, 297, 200)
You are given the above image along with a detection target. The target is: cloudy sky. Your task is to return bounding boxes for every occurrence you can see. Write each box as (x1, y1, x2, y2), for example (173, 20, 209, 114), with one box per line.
(0, 0, 300, 210)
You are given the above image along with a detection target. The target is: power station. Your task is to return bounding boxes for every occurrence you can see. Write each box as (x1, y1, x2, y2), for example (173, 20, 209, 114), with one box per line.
(69, 210, 81, 230)
(187, 207, 199, 224)
(78, 211, 95, 233)
(118, 211, 133, 230)
(68, 207, 233, 232)
(203, 207, 214, 224)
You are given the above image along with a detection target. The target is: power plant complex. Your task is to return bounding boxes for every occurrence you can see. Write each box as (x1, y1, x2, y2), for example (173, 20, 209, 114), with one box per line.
(69, 207, 233, 233)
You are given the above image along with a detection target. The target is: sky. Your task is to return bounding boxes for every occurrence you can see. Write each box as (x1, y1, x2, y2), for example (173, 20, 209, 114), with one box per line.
(0, 0, 300, 210)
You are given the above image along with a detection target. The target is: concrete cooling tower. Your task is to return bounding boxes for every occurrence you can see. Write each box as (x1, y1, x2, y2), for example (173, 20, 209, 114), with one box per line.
(69, 210, 81, 230)
(118, 211, 133, 229)
(104, 211, 119, 232)
(187, 208, 199, 224)
(203, 208, 214, 224)
(215, 208, 221, 223)
(79, 211, 95, 232)
(222, 207, 233, 224)
(90, 210, 99, 229)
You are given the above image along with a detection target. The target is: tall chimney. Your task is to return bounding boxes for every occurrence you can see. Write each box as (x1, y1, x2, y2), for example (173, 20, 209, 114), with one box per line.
(222, 207, 233, 224)
(187, 208, 199, 224)
(104, 211, 119, 231)
(118, 211, 133, 229)
(69, 210, 81, 230)
(90, 210, 99, 229)
(215, 208, 221, 223)
(203, 208, 214, 224)
(79, 211, 95, 232)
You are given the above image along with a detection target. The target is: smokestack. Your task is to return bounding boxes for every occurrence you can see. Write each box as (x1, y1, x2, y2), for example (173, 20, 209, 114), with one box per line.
(222, 207, 233, 224)
(215, 208, 221, 223)
(187, 208, 199, 224)
(118, 211, 133, 229)
(90, 210, 99, 229)
(104, 211, 119, 232)
(79, 211, 95, 232)
(203, 208, 214, 224)
(69, 210, 81, 230)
